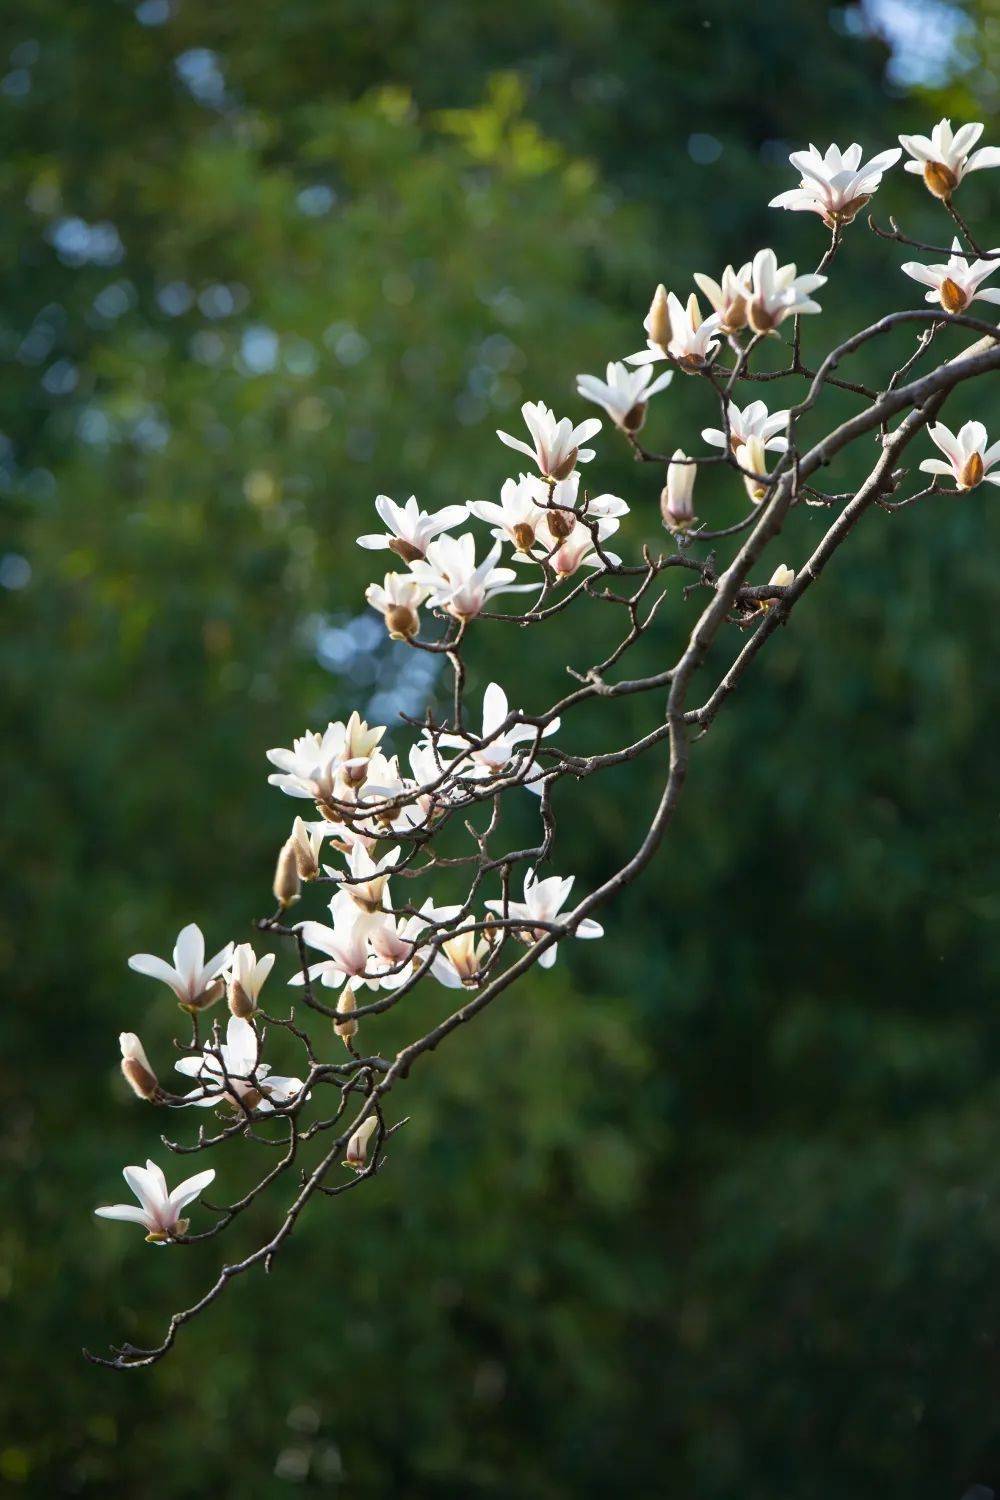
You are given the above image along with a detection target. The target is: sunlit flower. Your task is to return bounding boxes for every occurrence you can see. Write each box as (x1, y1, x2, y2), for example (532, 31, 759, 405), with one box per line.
(368, 899, 461, 985)
(919, 421, 1000, 490)
(431, 926, 494, 989)
(484, 868, 603, 970)
(629, 291, 722, 371)
(467, 475, 549, 557)
(432, 681, 558, 795)
(356, 494, 468, 563)
(899, 119, 1000, 199)
(661, 451, 697, 531)
(334, 841, 400, 914)
(407, 534, 521, 620)
(702, 399, 789, 454)
(119, 1032, 160, 1101)
(575, 361, 673, 431)
(769, 142, 900, 226)
(497, 401, 601, 480)
(226, 942, 275, 1019)
(128, 923, 233, 1013)
(365, 573, 428, 640)
(175, 1015, 303, 1111)
(266, 715, 386, 804)
(534, 516, 622, 579)
(344, 1116, 379, 1171)
(743, 249, 826, 333)
(95, 1160, 216, 1243)
(742, 435, 770, 503)
(293, 893, 385, 992)
(900, 238, 1000, 314)
(692, 262, 752, 334)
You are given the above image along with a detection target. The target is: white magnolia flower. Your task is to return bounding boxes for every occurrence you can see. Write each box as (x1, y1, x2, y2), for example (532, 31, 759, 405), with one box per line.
(358, 743, 450, 835)
(575, 361, 673, 430)
(692, 262, 752, 334)
(484, 868, 603, 970)
(407, 534, 521, 620)
(769, 142, 901, 226)
(535, 516, 621, 579)
(365, 573, 428, 640)
(530, 472, 628, 551)
(431, 927, 494, 989)
(899, 119, 1000, 199)
(356, 494, 468, 563)
(128, 923, 233, 1012)
(226, 942, 275, 1019)
(900, 238, 1000, 314)
(119, 1032, 159, 1101)
(919, 421, 1000, 490)
(333, 841, 400, 913)
(743, 249, 826, 333)
(432, 681, 559, 795)
(702, 399, 790, 455)
(467, 476, 549, 557)
(742, 435, 770, 503)
(661, 451, 697, 531)
(266, 715, 386, 803)
(368, 899, 462, 986)
(344, 1116, 379, 1172)
(294, 893, 383, 992)
(769, 564, 795, 588)
(629, 291, 722, 371)
(175, 1014, 303, 1110)
(497, 401, 601, 480)
(95, 1159, 216, 1243)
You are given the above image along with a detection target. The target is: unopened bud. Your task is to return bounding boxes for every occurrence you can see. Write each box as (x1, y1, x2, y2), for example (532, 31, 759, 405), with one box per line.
(923, 160, 958, 201)
(273, 839, 301, 909)
(119, 1032, 160, 1101)
(344, 1116, 378, 1172)
(335, 987, 359, 1047)
(290, 817, 320, 881)
(769, 563, 795, 589)
(939, 276, 968, 314)
(645, 283, 671, 348)
(546, 506, 576, 540)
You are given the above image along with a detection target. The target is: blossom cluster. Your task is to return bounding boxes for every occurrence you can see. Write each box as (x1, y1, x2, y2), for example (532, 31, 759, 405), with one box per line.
(95, 115, 1000, 1259)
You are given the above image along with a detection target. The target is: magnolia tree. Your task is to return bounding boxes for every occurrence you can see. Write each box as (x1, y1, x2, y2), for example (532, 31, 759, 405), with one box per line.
(88, 121, 1000, 1369)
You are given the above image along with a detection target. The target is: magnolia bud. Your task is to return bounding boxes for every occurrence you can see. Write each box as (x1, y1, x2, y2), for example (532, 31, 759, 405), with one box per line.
(546, 506, 576, 540)
(290, 816, 320, 881)
(661, 450, 696, 531)
(335, 987, 359, 1047)
(769, 564, 795, 589)
(644, 283, 671, 349)
(344, 1116, 378, 1172)
(273, 839, 301, 909)
(923, 160, 958, 201)
(119, 1032, 160, 1101)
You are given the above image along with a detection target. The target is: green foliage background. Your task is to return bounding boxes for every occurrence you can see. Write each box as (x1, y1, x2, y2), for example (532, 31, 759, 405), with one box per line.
(3, 0, 1000, 1494)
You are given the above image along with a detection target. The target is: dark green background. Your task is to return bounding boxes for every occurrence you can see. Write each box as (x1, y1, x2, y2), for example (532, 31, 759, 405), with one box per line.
(4, 1, 1000, 1494)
